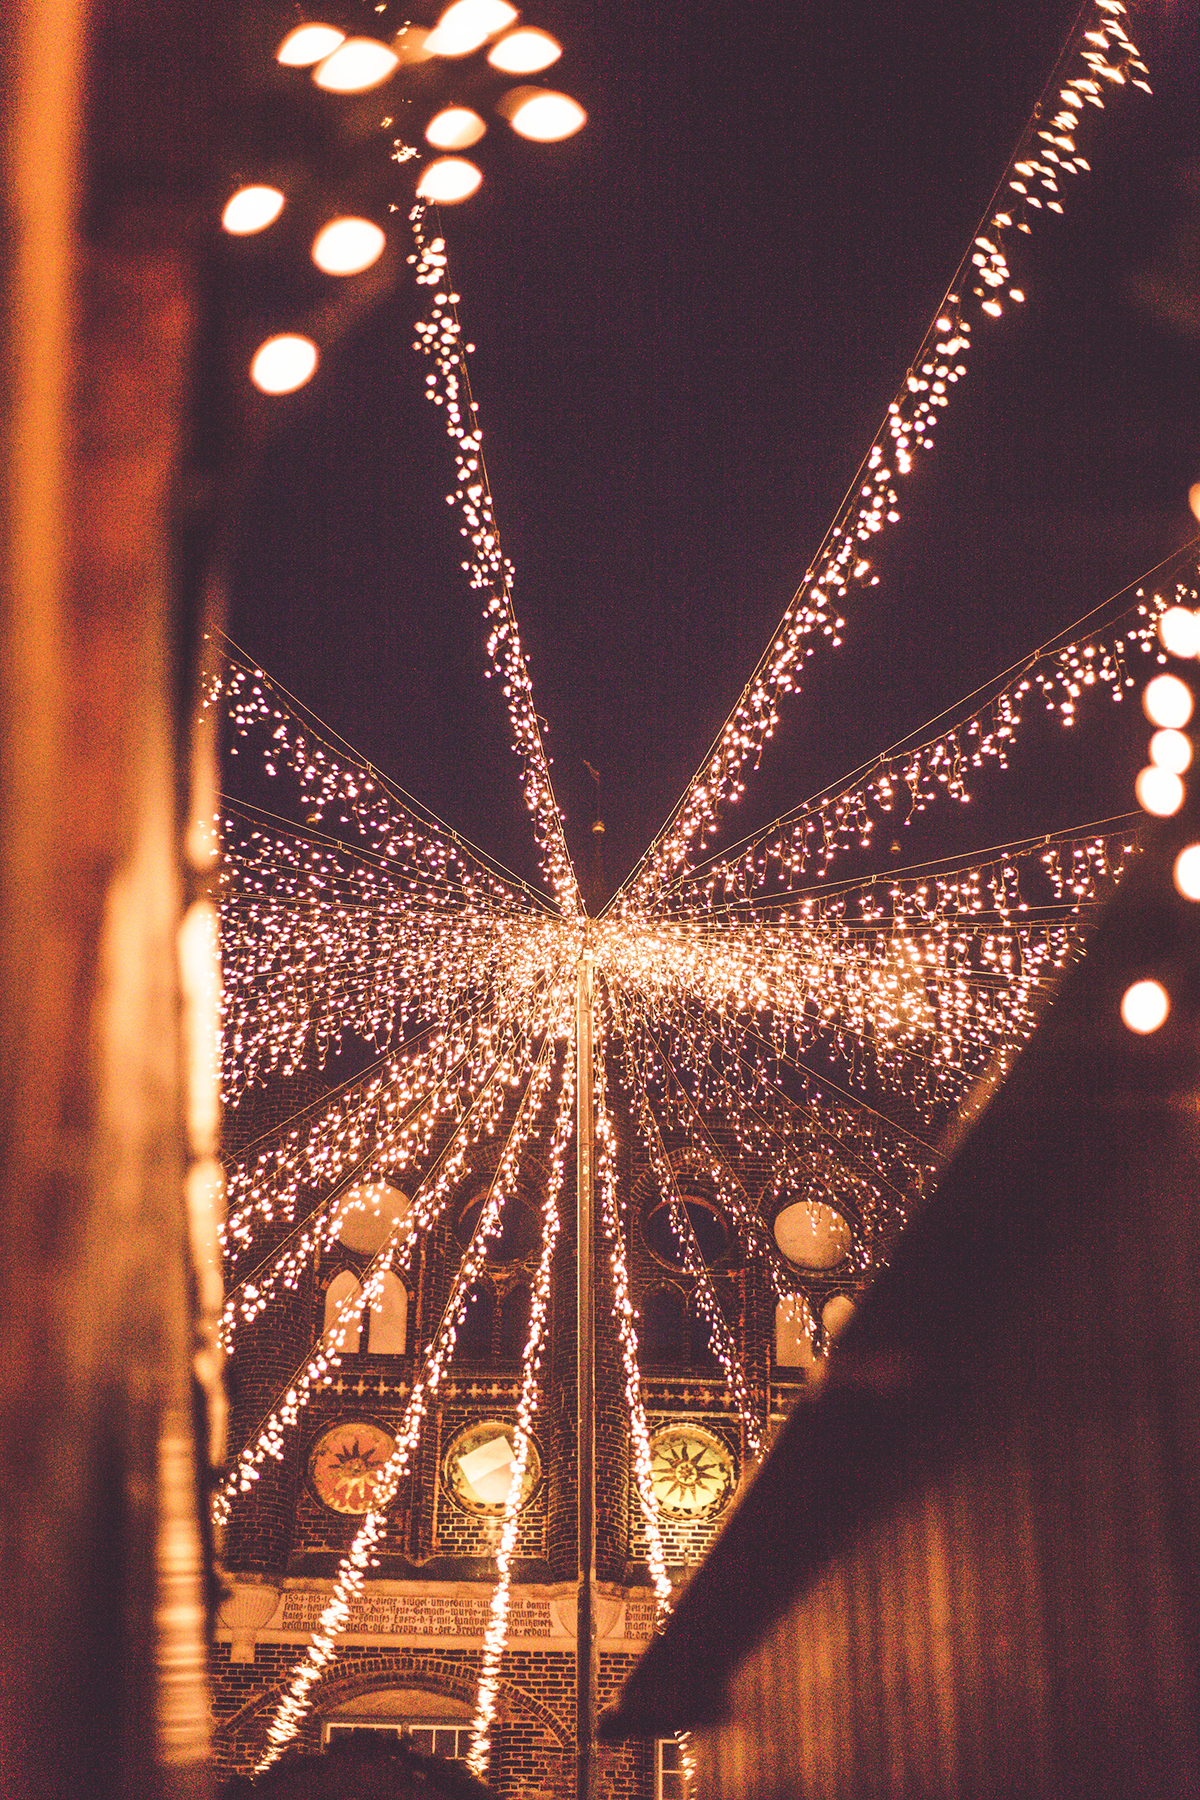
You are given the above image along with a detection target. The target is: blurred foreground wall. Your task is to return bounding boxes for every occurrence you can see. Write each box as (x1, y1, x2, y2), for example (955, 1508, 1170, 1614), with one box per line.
(1, 3, 220, 1795)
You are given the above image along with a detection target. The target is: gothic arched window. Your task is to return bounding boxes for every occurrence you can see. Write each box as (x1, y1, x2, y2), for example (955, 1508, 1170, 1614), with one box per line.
(323, 1268, 363, 1353)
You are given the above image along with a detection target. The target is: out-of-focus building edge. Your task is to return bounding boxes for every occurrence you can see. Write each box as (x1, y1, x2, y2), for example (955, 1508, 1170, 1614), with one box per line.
(601, 796, 1200, 1797)
(1, 3, 224, 1796)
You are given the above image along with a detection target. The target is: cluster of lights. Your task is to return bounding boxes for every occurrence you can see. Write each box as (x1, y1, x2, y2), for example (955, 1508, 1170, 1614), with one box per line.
(621, 0, 1149, 908)
(222, 2, 584, 395)
(1121, 591, 1200, 1036)
(670, 576, 1176, 906)
(408, 210, 580, 912)
(254, 1019, 569, 1769)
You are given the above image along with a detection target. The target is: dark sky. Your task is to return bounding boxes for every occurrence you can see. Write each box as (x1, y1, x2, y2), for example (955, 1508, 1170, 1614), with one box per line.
(229, 0, 1200, 903)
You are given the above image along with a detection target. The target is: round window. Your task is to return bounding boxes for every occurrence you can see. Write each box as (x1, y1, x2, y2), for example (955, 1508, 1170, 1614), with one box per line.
(772, 1199, 852, 1270)
(644, 1196, 730, 1268)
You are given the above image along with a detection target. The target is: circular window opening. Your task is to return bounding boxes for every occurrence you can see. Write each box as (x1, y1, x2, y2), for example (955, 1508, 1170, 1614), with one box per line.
(772, 1199, 852, 1270)
(456, 1191, 539, 1265)
(644, 1195, 730, 1268)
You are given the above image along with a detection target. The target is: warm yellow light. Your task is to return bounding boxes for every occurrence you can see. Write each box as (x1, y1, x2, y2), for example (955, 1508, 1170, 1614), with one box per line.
(1173, 844, 1200, 900)
(1135, 765, 1184, 817)
(1144, 673, 1194, 729)
(426, 106, 487, 150)
(1159, 606, 1200, 659)
(277, 23, 345, 66)
(425, 0, 516, 57)
(313, 37, 399, 92)
(1150, 728, 1192, 775)
(250, 335, 318, 395)
(312, 216, 385, 275)
(488, 27, 562, 73)
(1190, 482, 1200, 524)
(503, 88, 587, 142)
(416, 157, 483, 203)
(1121, 978, 1169, 1034)
(222, 185, 285, 235)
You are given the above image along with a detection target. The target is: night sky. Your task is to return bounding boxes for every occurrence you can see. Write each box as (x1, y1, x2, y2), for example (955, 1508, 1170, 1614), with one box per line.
(228, 0, 1200, 905)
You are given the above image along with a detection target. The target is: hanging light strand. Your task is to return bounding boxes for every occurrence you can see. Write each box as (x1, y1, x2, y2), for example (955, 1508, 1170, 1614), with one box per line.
(618, 0, 1150, 908)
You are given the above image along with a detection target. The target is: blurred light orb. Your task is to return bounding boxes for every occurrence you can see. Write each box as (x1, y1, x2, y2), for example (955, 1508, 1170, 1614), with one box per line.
(416, 156, 483, 203)
(426, 0, 516, 57)
(1173, 844, 1200, 900)
(488, 27, 562, 73)
(1159, 605, 1200, 659)
(504, 88, 587, 142)
(312, 216, 385, 275)
(1121, 978, 1169, 1034)
(250, 334, 318, 395)
(1190, 481, 1200, 523)
(426, 106, 487, 150)
(1150, 728, 1193, 775)
(277, 23, 345, 66)
(1135, 765, 1184, 817)
(1144, 673, 1194, 730)
(222, 185, 285, 235)
(314, 37, 399, 92)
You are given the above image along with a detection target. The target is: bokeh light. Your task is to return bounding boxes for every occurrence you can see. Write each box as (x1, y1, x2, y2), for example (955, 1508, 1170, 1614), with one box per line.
(1149, 728, 1192, 775)
(1144, 674, 1194, 730)
(277, 23, 344, 66)
(312, 217, 386, 275)
(1159, 605, 1200, 659)
(426, 107, 487, 150)
(222, 185, 284, 235)
(314, 37, 399, 92)
(250, 335, 318, 395)
(416, 157, 483, 203)
(1135, 766, 1184, 817)
(503, 89, 587, 142)
(488, 28, 562, 74)
(425, 0, 517, 57)
(1173, 844, 1200, 900)
(1121, 979, 1170, 1034)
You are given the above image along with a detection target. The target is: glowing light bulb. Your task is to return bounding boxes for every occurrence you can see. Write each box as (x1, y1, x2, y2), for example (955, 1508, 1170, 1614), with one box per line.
(1190, 482, 1200, 524)
(250, 335, 318, 395)
(1174, 845, 1200, 900)
(425, 0, 516, 57)
(312, 217, 385, 275)
(1135, 765, 1184, 816)
(1159, 606, 1200, 659)
(425, 106, 487, 150)
(222, 186, 284, 235)
(1121, 979, 1169, 1034)
(502, 88, 587, 142)
(277, 23, 345, 66)
(1150, 728, 1192, 775)
(1144, 674, 1194, 729)
(488, 28, 562, 73)
(416, 157, 482, 203)
(314, 37, 398, 92)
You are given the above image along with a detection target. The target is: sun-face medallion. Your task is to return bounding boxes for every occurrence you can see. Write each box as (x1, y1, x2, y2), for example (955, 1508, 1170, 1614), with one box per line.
(307, 1419, 396, 1515)
(647, 1423, 737, 1520)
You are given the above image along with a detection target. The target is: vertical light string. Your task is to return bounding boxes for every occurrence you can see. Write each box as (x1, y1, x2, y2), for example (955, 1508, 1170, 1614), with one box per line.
(468, 1038, 576, 1775)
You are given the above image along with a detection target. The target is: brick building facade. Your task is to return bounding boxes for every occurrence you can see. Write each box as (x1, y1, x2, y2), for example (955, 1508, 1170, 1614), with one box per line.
(212, 1083, 866, 1796)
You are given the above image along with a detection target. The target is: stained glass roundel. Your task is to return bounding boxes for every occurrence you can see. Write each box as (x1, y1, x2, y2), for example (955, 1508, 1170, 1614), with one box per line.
(307, 1418, 395, 1515)
(648, 1423, 736, 1520)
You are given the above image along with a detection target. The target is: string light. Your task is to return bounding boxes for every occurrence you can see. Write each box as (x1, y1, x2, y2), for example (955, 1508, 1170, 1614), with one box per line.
(619, 1, 1149, 907)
